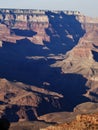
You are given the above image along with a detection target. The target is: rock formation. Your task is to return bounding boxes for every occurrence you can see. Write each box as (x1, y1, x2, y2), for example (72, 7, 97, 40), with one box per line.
(40, 112, 98, 130)
(0, 78, 63, 122)
(0, 8, 98, 123)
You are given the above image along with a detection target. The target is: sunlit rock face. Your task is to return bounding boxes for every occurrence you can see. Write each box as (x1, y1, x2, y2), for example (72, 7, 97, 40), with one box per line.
(0, 9, 50, 44)
(0, 9, 98, 122)
(0, 9, 83, 45)
(40, 112, 98, 130)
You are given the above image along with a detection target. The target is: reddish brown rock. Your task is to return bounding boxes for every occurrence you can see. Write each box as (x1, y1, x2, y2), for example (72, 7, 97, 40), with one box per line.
(40, 112, 98, 130)
(0, 78, 63, 122)
(0, 9, 98, 123)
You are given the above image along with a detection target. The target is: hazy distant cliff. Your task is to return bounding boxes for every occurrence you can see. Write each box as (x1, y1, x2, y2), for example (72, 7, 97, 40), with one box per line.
(0, 9, 81, 22)
(0, 9, 98, 44)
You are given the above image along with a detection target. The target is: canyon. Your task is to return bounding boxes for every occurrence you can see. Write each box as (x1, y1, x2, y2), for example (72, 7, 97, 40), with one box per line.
(0, 8, 98, 129)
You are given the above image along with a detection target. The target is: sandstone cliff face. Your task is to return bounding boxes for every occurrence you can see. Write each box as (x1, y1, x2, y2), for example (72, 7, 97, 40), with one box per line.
(0, 9, 83, 45)
(0, 9, 50, 44)
(0, 9, 98, 122)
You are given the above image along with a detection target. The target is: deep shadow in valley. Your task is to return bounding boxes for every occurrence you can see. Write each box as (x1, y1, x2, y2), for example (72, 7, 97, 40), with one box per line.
(4, 105, 37, 122)
(44, 11, 85, 54)
(0, 13, 88, 120)
(4, 105, 20, 122)
(37, 73, 90, 115)
(0, 39, 90, 117)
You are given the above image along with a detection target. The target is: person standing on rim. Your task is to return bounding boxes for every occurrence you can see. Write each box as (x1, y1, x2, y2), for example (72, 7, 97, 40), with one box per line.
(0, 118, 10, 130)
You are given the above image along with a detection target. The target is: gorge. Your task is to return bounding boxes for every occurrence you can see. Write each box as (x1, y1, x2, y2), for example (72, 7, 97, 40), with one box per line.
(0, 8, 98, 130)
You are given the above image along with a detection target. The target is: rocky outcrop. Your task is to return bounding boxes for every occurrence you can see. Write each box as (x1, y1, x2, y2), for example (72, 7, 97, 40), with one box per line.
(0, 8, 98, 45)
(0, 9, 50, 44)
(40, 112, 98, 130)
(37, 102, 98, 124)
(52, 16, 98, 102)
(0, 78, 63, 122)
(0, 8, 98, 123)
(0, 8, 87, 45)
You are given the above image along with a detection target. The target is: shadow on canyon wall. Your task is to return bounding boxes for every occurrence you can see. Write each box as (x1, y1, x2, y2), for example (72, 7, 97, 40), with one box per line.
(37, 73, 90, 115)
(0, 38, 90, 117)
(44, 11, 85, 54)
(92, 50, 98, 62)
(4, 105, 37, 122)
(11, 29, 37, 37)
(4, 105, 20, 122)
(0, 14, 88, 120)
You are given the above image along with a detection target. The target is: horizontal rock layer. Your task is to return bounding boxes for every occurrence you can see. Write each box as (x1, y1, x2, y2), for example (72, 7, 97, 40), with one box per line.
(0, 9, 98, 122)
